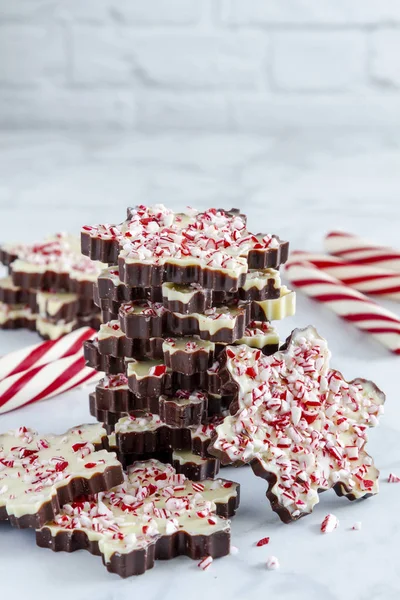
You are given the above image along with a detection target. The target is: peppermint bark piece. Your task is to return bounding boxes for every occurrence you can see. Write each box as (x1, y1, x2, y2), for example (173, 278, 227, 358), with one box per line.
(162, 337, 215, 374)
(0, 302, 37, 331)
(233, 320, 279, 355)
(93, 377, 208, 428)
(166, 303, 251, 343)
(96, 269, 282, 312)
(209, 326, 385, 523)
(96, 266, 162, 304)
(36, 313, 101, 341)
(172, 450, 220, 482)
(84, 339, 128, 374)
(82, 205, 289, 292)
(0, 424, 123, 528)
(118, 300, 252, 343)
(114, 412, 224, 460)
(97, 320, 163, 359)
(9, 236, 103, 294)
(115, 413, 192, 455)
(33, 290, 96, 321)
(0, 276, 31, 305)
(238, 269, 282, 301)
(127, 359, 209, 398)
(36, 459, 239, 577)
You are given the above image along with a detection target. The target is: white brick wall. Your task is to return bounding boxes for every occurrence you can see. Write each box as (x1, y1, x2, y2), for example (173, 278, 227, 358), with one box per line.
(0, 0, 400, 130)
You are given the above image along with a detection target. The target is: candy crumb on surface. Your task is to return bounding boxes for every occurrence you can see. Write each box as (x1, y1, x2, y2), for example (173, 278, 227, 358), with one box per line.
(388, 473, 400, 483)
(230, 546, 239, 555)
(256, 537, 270, 547)
(321, 514, 339, 534)
(352, 522, 362, 531)
(198, 556, 213, 571)
(266, 556, 280, 570)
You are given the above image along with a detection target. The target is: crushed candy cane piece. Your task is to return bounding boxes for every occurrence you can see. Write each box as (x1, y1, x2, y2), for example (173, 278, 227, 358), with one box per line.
(198, 556, 213, 571)
(256, 536, 270, 547)
(321, 514, 339, 533)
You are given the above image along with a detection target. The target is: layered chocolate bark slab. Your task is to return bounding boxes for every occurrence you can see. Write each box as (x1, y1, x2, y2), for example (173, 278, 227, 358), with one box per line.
(36, 459, 239, 577)
(82, 205, 289, 292)
(209, 327, 385, 523)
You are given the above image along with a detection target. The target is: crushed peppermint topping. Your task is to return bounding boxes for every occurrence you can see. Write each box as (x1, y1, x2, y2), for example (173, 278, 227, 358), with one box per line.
(82, 205, 282, 272)
(211, 326, 385, 521)
(243, 321, 272, 337)
(388, 473, 400, 483)
(102, 374, 129, 389)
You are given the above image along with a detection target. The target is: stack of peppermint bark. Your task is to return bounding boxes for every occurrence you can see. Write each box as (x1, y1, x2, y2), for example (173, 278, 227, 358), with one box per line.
(82, 205, 295, 480)
(0, 234, 102, 339)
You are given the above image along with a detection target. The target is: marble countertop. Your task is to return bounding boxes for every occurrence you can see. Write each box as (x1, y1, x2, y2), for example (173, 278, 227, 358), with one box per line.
(0, 131, 399, 600)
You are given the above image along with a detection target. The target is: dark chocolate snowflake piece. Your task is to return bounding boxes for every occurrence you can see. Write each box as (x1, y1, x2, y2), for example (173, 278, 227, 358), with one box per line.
(36, 459, 239, 577)
(0, 424, 123, 528)
(209, 326, 385, 523)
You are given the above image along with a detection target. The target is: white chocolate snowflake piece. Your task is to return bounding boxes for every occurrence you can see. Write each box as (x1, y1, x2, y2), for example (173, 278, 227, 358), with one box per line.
(0, 423, 123, 527)
(37, 459, 239, 578)
(210, 326, 385, 523)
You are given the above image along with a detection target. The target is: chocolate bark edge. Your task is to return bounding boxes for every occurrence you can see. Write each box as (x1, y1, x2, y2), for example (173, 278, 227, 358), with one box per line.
(36, 526, 230, 578)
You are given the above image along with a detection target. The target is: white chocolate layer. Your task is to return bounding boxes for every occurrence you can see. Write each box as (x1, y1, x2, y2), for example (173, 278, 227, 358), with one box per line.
(254, 286, 296, 321)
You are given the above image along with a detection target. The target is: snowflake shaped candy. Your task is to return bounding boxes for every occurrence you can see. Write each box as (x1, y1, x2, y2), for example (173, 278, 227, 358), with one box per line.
(37, 459, 240, 577)
(209, 326, 385, 523)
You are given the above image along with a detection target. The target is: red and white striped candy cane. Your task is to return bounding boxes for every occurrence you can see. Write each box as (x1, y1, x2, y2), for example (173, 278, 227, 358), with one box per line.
(325, 232, 400, 272)
(288, 251, 400, 301)
(0, 348, 102, 414)
(0, 327, 96, 382)
(285, 261, 400, 354)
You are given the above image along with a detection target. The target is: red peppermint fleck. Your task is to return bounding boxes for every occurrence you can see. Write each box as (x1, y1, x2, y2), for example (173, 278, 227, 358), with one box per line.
(55, 460, 69, 472)
(246, 367, 257, 378)
(19, 448, 38, 459)
(256, 537, 270, 547)
(150, 365, 167, 377)
(84, 462, 97, 469)
(72, 443, 87, 453)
